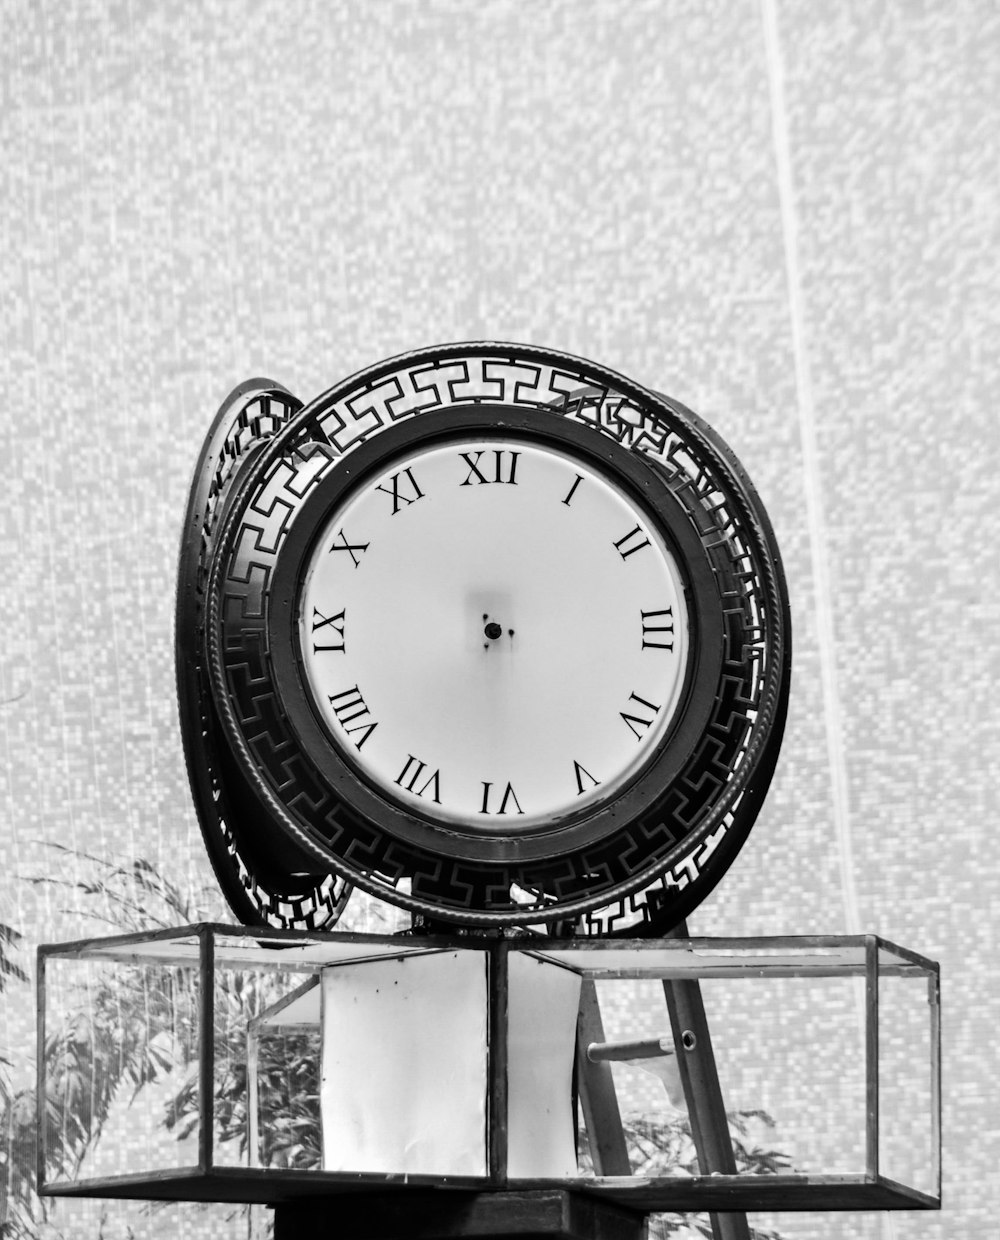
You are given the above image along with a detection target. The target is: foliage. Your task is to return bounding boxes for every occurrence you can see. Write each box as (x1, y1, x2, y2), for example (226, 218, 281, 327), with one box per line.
(0, 925, 28, 997)
(0, 850, 213, 1238)
(578, 1109, 791, 1240)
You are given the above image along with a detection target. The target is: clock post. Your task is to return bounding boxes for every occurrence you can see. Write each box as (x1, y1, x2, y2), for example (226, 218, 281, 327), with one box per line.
(35, 344, 941, 1237)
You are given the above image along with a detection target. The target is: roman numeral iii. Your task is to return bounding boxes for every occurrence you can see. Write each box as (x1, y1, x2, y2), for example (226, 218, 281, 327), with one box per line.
(641, 607, 674, 650)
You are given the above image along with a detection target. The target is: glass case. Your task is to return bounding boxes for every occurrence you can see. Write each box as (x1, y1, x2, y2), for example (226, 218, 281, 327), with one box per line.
(37, 926, 940, 1213)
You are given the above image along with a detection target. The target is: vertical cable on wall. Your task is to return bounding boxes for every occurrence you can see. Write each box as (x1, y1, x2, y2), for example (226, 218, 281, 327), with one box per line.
(760, 0, 862, 940)
(761, 10, 896, 1236)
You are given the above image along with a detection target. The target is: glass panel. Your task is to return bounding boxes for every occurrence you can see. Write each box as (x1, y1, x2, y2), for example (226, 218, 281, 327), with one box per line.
(211, 953, 323, 1171)
(879, 969, 936, 1194)
(41, 951, 202, 1187)
(576, 974, 868, 1179)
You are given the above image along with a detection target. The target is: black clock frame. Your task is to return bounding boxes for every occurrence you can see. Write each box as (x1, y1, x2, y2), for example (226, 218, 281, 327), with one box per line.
(175, 379, 354, 930)
(182, 343, 791, 934)
(267, 406, 724, 865)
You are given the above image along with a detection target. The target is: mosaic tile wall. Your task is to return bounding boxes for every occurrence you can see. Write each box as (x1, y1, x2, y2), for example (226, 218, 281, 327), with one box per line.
(2, 1, 996, 1236)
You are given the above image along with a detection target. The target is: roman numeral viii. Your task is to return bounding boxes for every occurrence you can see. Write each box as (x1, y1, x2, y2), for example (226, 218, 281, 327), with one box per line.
(395, 755, 441, 803)
(641, 607, 674, 650)
(375, 467, 425, 515)
(613, 524, 651, 560)
(328, 685, 378, 750)
(311, 606, 346, 653)
(460, 450, 520, 486)
(620, 691, 661, 740)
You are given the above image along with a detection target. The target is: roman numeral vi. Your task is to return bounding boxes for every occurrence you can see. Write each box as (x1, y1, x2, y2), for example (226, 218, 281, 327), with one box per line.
(480, 781, 524, 815)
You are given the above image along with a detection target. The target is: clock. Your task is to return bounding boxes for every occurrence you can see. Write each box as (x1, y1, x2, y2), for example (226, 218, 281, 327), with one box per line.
(180, 343, 790, 933)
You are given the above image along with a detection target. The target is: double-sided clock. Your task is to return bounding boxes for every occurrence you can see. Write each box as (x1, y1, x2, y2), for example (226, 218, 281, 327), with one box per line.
(177, 344, 790, 934)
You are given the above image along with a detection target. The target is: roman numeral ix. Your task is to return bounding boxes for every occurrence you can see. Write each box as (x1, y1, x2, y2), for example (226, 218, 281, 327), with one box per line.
(375, 467, 425, 515)
(328, 685, 378, 750)
(311, 606, 346, 653)
(460, 450, 520, 486)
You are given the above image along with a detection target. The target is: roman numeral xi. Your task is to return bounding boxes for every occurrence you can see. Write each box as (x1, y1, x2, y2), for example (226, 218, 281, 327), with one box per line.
(375, 467, 425, 515)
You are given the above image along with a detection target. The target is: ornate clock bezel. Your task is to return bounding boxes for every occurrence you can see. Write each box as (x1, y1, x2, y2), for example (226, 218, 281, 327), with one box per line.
(266, 404, 725, 865)
(193, 342, 791, 932)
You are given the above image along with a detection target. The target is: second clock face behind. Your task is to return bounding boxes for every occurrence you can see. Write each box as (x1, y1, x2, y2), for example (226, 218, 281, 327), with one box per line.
(297, 432, 691, 832)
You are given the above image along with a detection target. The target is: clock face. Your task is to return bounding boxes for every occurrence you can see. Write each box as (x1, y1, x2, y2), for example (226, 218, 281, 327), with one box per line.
(296, 435, 691, 830)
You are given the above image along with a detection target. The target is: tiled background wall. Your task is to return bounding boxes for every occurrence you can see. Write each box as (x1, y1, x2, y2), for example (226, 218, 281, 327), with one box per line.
(2, 2, 996, 1237)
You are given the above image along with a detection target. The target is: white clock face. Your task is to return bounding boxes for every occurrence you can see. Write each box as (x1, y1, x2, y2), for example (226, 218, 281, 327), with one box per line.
(297, 435, 690, 830)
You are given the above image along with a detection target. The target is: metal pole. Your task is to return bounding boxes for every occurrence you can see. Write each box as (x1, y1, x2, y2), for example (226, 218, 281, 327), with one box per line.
(663, 923, 751, 1240)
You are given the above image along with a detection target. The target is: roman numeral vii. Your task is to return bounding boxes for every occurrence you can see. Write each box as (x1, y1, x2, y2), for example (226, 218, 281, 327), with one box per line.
(394, 755, 441, 803)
